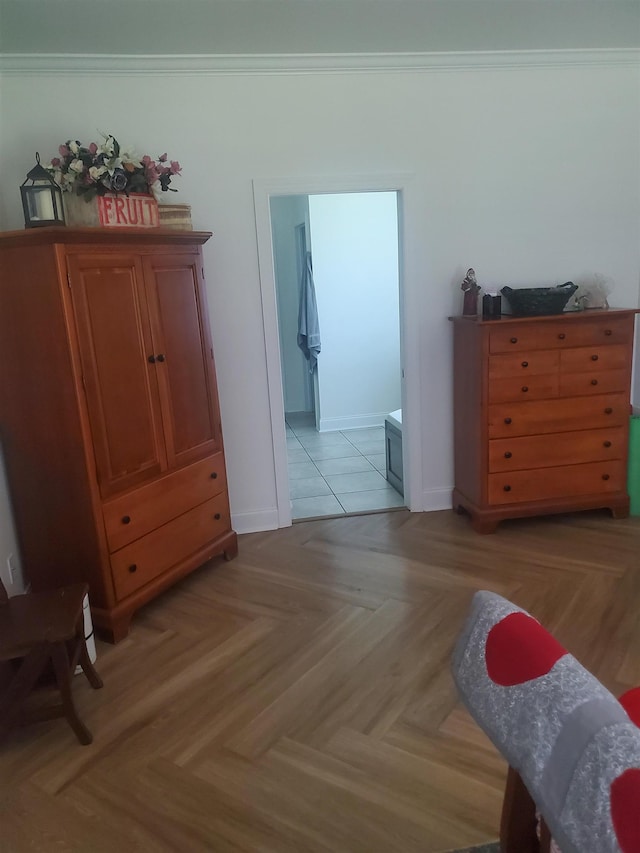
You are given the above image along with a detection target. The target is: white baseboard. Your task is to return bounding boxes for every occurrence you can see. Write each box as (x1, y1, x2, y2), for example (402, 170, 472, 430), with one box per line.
(318, 412, 389, 432)
(421, 488, 453, 512)
(231, 508, 280, 535)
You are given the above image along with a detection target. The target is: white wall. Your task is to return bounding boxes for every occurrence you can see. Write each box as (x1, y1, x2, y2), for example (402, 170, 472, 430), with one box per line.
(270, 194, 311, 414)
(309, 191, 401, 430)
(0, 60, 639, 544)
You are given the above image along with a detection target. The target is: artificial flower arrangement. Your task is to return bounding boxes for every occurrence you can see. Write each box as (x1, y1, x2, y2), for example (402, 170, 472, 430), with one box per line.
(46, 132, 181, 202)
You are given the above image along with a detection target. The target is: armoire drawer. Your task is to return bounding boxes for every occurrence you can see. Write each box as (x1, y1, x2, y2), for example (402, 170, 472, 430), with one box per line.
(489, 317, 632, 354)
(489, 427, 625, 473)
(489, 374, 558, 404)
(110, 492, 231, 600)
(103, 453, 227, 552)
(488, 393, 628, 438)
(488, 460, 626, 505)
(559, 369, 628, 398)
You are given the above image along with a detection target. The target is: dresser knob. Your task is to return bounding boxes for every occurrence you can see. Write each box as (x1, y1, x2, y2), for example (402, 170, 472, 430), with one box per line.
(148, 354, 156, 364)
(504, 417, 512, 425)
(591, 354, 599, 361)
(558, 333, 566, 340)
(591, 379, 598, 386)
(510, 337, 518, 344)
(604, 440, 612, 448)
(521, 386, 529, 393)
(504, 451, 512, 459)
(521, 361, 529, 368)
(122, 515, 131, 525)
(214, 513, 221, 520)
(602, 474, 610, 481)
(156, 354, 166, 363)
(503, 485, 512, 492)
(210, 472, 218, 479)
(128, 564, 137, 573)
(605, 329, 612, 336)
(604, 407, 613, 414)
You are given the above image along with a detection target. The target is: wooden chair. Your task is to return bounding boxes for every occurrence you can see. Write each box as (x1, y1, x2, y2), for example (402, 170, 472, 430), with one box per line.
(0, 579, 103, 745)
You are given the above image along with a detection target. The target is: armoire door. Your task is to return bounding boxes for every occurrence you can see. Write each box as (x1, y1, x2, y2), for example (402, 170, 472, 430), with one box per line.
(67, 252, 168, 497)
(143, 251, 222, 469)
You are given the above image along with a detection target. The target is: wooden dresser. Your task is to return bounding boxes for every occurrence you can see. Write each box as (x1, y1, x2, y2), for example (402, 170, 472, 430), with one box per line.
(0, 227, 237, 640)
(451, 308, 638, 533)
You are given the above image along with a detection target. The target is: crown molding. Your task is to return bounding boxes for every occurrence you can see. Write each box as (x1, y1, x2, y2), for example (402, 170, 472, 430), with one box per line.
(0, 48, 638, 75)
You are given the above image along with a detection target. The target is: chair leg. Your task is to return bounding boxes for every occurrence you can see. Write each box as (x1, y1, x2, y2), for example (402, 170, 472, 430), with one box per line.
(50, 642, 93, 745)
(77, 636, 103, 690)
(500, 766, 539, 852)
(0, 645, 49, 743)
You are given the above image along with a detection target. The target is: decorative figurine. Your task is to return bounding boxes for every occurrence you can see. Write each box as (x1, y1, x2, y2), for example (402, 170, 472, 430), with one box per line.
(461, 268, 480, 316)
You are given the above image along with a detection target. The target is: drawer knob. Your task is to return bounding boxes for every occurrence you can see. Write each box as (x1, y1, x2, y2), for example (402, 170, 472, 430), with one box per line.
(503, 485, 512, 492)
(591, 354, 599, 361)
(604, 407, 613, 414)
(504, 417, 512, 425)
(602, 474, 610, 481)
(521, 386, 529, 393)
(521, 361, 529, 368)
(156, 354, 166, 363)
(504, 451, 512, 459)
(591, 379, 598, 386)
(122, 515, 131, 525)
(128, 564, 137, 573)
(558, 333, 566, 340)
(214, 513, 221, 520)
(510, 337, 518, 344)
(148, 354, 156, 364)
(210, 472, 218, 479)
(605, 329, 612, 336)
(604, 440, 612, 448)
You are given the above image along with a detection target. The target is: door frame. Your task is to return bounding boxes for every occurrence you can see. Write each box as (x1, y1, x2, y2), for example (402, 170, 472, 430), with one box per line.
(253, 173, 423, 527)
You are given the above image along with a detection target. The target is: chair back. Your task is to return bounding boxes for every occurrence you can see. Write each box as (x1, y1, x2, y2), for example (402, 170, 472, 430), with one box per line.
(452, 591, 640, 853)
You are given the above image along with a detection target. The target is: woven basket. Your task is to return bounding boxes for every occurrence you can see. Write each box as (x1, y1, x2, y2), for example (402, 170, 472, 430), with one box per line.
(500, 282, 577, 317)
(158, 203, 192, 230)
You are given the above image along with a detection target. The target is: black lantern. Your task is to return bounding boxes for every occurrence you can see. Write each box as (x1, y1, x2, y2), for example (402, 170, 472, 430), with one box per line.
(20, 152, 65, 228)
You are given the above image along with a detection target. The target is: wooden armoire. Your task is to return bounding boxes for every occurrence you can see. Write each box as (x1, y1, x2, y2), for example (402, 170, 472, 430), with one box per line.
(0, 227, 237, 641)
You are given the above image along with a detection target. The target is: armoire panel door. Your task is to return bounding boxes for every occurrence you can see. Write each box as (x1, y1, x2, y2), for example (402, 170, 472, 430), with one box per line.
(68, 253, 168, 497)
(143, 252, 221, 468)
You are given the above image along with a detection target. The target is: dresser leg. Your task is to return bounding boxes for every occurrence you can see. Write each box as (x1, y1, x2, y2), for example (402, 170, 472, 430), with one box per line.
(471, 516, 499, 535)
(610, 506, 630, 520)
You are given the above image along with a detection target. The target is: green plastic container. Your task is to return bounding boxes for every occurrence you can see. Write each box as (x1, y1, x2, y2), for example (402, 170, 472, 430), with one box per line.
(628, 415, 640, 516)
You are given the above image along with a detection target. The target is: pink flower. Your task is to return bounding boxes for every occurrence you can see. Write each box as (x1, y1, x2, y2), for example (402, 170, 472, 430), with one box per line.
(158, 152, 167, 162)
(59, 144, 69, 158)
(89, 142, 98, 155)
(141, 154, 152, 165)
(51, 157, 61, 167)
(170, 161, 181, 175)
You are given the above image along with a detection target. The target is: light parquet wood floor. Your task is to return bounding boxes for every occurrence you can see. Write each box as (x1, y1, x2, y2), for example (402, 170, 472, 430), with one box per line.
(2, 507, 640, 852)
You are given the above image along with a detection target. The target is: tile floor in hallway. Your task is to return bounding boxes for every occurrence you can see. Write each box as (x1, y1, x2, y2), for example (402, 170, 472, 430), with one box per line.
(286, 411, 406, 520)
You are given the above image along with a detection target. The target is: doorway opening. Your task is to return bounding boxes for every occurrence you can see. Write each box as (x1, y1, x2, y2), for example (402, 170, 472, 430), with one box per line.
(270, 191, 406, 520)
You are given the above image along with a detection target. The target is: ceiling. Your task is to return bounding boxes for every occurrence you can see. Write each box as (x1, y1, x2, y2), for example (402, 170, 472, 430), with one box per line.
(1, 0, 639, 56)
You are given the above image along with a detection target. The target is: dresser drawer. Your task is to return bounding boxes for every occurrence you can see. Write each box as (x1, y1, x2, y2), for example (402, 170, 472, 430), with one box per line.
(488, 460, 626, 505)
(559, 369, 628, 397)
(110, 493, 231, 600)
(560, 344, 629, 373)
(489, 374, 558, 404)
(489, 350, 559, 379)
(489, 427, 625, 473)
(489, 317, 632, 353)
(103, 453, 227, 552)
(488, 393, 628, 438)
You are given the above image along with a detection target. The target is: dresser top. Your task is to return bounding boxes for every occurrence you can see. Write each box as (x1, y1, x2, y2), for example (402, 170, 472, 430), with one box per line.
(449, 308, 640, 326)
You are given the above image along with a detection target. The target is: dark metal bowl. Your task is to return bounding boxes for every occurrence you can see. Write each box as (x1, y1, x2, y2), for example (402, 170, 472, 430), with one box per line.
(500, 282, 578, 317)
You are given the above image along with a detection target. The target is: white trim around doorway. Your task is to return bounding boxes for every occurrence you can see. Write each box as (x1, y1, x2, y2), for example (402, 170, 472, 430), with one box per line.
(252, 173, 423, 527)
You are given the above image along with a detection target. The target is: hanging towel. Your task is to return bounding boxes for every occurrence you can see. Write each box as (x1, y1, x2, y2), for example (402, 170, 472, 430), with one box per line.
(297, 251, 321, 373)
